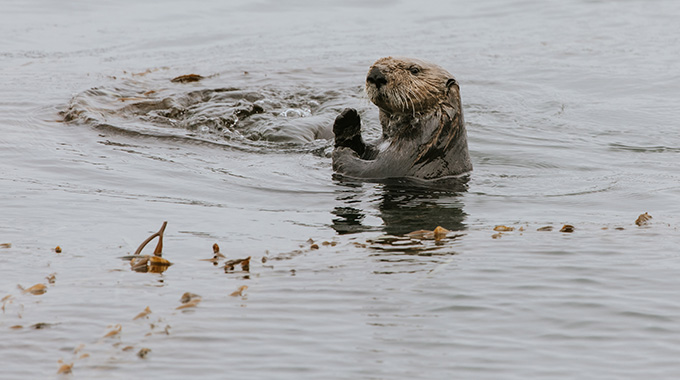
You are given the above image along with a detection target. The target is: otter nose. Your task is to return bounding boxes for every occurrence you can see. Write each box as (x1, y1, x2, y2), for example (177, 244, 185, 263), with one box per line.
(366, 67, 387, 89)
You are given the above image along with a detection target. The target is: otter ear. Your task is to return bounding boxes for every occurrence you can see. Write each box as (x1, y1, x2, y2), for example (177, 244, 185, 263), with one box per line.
(446, 78, 458, 88)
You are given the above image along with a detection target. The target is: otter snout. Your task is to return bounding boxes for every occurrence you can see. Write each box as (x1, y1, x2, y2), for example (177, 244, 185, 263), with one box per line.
(366, 67, 387, 89)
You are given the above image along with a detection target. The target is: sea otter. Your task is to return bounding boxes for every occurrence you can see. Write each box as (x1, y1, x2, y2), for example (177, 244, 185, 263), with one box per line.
(332, 57, 472, 180)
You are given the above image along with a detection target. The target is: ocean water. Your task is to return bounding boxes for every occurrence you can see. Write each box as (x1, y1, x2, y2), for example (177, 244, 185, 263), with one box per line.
(2, 0, 680, 378)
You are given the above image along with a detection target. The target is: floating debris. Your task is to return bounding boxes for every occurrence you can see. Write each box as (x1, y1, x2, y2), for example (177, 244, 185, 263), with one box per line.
(19, 283, 47, 295)
(31, 322, 57, 329)
(57, 361, 73, 375)
(171, 74, 204, 83)
(73, 344, 86, 354)
(230, 285, 248, 297)
(493, 225, 515, 232)
(2, 294, 13, 312)
(129, 255, 173, 273)
(125, 222, 173, 273)
(132, 68, 157, 77)
(137, 348, 152, 359)
(635, 212, 652, 226)
(213, 243, 225, 258)
(224, 257, 250, 272)
(177, 292, 202, 309)
(368, 227, 461, 253)
(537, 226, 553, 232)
(55, 246, 62, 253)
(201, 243, 226, 265)
(433, 226, 449, 240)
(133, 306, 152, 320)
(134, 221, 167, 256)
(0, 243, 11, 249)
(406, 226, 451, 240)
(176, 298, 201, 310)
(560, 225, 575, 233)
(103, 324, 122, 338)
(368, 235, 405, 244)
(180, 292, 201, 304)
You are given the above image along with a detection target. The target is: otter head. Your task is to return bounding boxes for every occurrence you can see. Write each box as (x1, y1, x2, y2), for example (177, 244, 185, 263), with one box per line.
(365, 57, 458, 115)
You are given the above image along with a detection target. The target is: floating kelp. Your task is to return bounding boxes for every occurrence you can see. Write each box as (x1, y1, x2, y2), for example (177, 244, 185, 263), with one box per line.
(31, 322, 57, 329)
(130, 256, 173, 273)
(224, 257, 250, 272)
(55, 246, 62, 253)
(73, 344, 86, 354)
(0, 243, 11, 248)
(57, 361, 73, 374)
(122, 222, 173, 273)
(493, 225, 515, 232)
(19, 283, 47, 295)
(560, 225, 575, 233)
(213, 243, 225, 258)
(103, 324, 122, 338)
(635, 212, 652, 226)
(2, 294, 13, 312)
(230, 285, 248, 297)
(180, 292, 200, 304)
(200, 243, 226, 265)
(368, 226, 462, 253)
(177, 292, 202, 310)
(133, 306, 152, 320)
(407, 226, 451, 240)
(170, 74, 204, 83)
(137, 348, 151, 359)
(46, 273, 56, 284)
(537, 226, 554, 231)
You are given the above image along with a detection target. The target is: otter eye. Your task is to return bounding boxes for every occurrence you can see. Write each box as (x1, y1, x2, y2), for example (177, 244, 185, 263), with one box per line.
(409, 66, 421, 75)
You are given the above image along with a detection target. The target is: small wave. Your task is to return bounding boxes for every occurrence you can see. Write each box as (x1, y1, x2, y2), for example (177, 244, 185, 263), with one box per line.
(61, 75, 361, 153)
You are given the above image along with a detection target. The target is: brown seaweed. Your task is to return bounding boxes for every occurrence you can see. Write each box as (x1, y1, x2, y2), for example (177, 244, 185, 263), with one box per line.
(127, 222, 173, 273)
(171, 74, 204, 83)
(635, 212, 652, 226)
(560, 225, 575, 233)
(224, 257, 250, 272)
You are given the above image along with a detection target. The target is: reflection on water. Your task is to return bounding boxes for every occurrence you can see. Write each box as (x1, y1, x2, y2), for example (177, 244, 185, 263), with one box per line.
(332, 176, 468, 236)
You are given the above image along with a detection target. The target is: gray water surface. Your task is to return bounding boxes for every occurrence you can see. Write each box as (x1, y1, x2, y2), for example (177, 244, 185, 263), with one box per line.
(2, 0, 680, 379)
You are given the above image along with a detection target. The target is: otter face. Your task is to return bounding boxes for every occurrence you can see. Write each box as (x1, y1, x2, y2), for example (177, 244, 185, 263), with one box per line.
(366, 57, 457, 115)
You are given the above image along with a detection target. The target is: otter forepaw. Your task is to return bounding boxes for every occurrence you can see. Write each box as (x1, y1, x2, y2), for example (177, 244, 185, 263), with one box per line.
(333, 108, 361, 145)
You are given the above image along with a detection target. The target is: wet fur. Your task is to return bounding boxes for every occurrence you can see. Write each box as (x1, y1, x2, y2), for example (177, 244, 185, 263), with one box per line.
(332, 57, 472, 180)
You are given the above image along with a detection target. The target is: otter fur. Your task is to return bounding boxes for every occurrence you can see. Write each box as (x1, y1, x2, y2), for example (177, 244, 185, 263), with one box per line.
(332, 57, 472, 180)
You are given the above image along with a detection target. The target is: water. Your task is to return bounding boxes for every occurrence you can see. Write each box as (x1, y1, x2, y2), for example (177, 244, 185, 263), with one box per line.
(2, 0, 680, 378)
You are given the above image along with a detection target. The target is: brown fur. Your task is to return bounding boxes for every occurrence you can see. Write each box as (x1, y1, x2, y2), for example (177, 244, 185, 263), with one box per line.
(332, 57, 472, 180)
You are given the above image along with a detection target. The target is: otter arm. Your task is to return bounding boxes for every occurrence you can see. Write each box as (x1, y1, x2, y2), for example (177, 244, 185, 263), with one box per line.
(332, 145, 412, 179)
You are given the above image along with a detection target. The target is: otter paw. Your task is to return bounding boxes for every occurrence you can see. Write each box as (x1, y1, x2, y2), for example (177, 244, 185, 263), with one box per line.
(333, 108, 361, 139)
